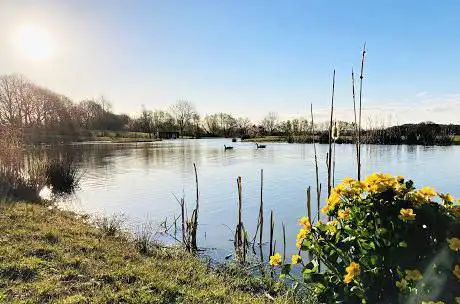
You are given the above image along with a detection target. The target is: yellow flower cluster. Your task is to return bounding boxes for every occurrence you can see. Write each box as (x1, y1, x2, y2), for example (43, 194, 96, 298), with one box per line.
(448, 237, 460, 251)
(269, 252, 282, 267)
(325, 220, 338, 235)
(407, 186, 438, 203)
(291, 254, 301, 265)
(405, 269, 423, 281)
(343, 261, 360, 284)
(439, 192, 455, 204)
(323, 174, 406, 214)
(338, 208, 351, 220)
(399, 208, 416, 221)
(364, 173, 402, 193)
(395, 279, 408, 290)
(453, 265, 460, 280)
(322, 178, 366, 213)
(296, 216, 311, 248)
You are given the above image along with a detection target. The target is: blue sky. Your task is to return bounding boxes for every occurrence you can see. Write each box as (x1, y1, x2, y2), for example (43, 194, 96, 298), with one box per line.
(1, 0, 460, 123)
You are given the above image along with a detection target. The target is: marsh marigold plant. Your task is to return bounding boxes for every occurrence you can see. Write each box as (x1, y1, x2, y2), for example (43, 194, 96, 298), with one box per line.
(273, 173, 460, 303)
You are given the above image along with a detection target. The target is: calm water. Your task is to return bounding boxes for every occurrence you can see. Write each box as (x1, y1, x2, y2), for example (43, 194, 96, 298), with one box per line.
(49, 139, 460, 259)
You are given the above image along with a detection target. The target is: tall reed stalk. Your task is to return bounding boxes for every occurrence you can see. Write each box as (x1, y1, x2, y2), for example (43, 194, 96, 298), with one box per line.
(269, 210, 275, 258)
(178, 164, 199, 252)
(357, 44, 366, 180)
(310, 104, 321, 222)
(191, 163, 199, 250)
(306, 186, 311, 223)
(234, 176, 247, 263)
(282, 223, 286, 262)
(252, 169, 264, 253)
(352, 69, 360, 179)
(327, 70, 336, 197)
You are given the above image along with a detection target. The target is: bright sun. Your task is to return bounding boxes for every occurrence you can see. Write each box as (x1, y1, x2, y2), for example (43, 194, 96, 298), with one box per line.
(13, 25, 54, 61)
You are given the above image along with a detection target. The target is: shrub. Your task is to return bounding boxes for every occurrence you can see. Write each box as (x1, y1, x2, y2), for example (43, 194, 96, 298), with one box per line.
(45, 160, 80, 194)
(95, 215, 125, 237)
(275, 173, 460, 303)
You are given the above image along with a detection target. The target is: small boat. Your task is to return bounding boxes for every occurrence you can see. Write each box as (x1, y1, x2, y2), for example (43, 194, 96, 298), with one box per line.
(232, 138, 237, 142)
(224, 145, 234, 150)
(255, 143, 266, 149)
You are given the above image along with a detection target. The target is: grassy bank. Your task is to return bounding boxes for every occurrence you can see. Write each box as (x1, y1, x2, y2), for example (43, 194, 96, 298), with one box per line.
(454, 135, 460, 144)
(0, 203, 290, 304)
(22, 130, 160, 144)
(243, 136, 286, 143)
(91, 130, 161, 143)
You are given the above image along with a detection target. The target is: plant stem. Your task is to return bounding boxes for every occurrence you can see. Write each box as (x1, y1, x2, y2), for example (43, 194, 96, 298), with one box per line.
(358, 44, 366, 181)
(327, 70, 336, 197)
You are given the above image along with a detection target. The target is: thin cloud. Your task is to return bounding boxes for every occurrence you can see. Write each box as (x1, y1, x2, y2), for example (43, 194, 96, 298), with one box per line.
(306, 95, 460, 126)
(416, 91, 428, 98)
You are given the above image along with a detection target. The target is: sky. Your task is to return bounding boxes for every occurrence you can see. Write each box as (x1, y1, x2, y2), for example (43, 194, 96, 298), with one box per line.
(1, 0, 460, 124)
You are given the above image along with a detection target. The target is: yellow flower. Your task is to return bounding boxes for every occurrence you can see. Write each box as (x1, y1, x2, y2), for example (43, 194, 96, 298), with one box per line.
(269, 253, 282, 266)
(453, 265, 460, 280)
(326, 220, 338, 235)
(399, 208, 416, 221)
(296, 228, 308, 241)
(405, 269, 423, 281)
(343, 273, 353, 284)
(298, 217, 311, 231)
(327, 191, 341, 208)
(342, 177, 354, 184)
(296, 239, 302, 249)
(343, 261, 360, 284)
(291, 254, 301, 265)
(365, 172, 399, 193)
(296, 228, 309, 248)
(417, 186, 437, 199)
(395, 279, 408, 290)
(321, 205, 330, 214)
(396, 176, 404, 183)
(338, 208, 351, 220)
(346, 262, 360, 277)
(448, 237, 460, 251)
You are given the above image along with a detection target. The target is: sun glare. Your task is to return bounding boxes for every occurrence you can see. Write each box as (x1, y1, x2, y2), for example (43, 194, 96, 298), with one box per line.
(13, 25, 54, 61)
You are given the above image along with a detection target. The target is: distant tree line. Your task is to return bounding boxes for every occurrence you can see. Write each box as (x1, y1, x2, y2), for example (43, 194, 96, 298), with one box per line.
(363, 122, 458, 145)
(1, 74, 458, 144)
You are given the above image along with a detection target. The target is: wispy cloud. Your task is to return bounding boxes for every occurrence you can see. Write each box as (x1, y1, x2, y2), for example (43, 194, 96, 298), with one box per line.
(307, 94, 460, 126)
(416, 91, 428, 98)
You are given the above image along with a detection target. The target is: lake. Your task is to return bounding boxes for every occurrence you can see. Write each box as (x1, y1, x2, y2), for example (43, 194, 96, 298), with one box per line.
(49, 139, 460, 260)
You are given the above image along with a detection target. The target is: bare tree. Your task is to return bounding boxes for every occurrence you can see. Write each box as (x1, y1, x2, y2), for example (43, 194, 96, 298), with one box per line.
(170, 100, 196, 137)
(0, 75, 22, 126)
(236, 117, 251, 137)
(192, 113, 200, 137)
(261, 112, 278, 134)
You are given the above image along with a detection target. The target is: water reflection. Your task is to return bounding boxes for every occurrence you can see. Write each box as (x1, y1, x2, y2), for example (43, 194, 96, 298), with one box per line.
(32, 139, 460, 259)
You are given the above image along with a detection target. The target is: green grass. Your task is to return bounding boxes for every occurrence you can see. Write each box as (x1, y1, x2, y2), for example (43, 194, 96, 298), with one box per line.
(91, 131, 162, 143)
(453, 135, 460, 144)
(92, 130, 153, 139)
(243, 136, 285, 143)
(0, 203, 294, 304)
(92, 137, 160, 143)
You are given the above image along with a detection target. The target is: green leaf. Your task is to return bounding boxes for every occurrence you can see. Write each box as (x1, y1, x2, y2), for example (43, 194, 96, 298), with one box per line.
(302, 260, 319, 274)
(279, 264, 292, 279)
(370, 255, 378, 265)
(398, 241, 407, 247)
